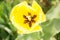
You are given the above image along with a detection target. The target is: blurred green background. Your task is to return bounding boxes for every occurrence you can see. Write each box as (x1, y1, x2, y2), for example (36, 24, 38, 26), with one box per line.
(0, 0, 60, 40)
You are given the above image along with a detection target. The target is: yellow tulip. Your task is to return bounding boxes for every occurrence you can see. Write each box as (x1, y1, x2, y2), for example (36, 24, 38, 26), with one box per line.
(10, 0, 46, 34)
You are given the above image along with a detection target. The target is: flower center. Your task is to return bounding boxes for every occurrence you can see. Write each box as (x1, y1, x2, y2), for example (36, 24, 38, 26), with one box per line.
(27, 16, 31, 21)
(23, 13, 36, 27)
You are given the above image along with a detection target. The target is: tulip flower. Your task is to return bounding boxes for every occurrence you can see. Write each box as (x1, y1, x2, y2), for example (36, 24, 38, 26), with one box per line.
(10, 0, 46, 34)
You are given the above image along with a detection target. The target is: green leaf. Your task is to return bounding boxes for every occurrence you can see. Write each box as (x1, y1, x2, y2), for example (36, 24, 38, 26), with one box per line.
(5, 35, 10, 40)
(41, 3, 60, 40)
(41, 19, 60, 40)
(15, 32, 42, 40)
(0, 24, 13, 35)
(46, 3, 60, 20)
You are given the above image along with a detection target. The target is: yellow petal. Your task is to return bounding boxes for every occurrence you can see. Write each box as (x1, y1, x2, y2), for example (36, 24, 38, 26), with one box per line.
(32, 0, 46, 23)
(10, 1, 30, 31)
(31, 24, 42, 32)
(17, 25, 42, 34)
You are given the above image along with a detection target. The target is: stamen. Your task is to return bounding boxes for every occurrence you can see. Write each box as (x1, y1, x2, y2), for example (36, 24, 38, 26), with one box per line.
(28, 13, 31, 15)
(23, 13, 37, 27)
(29, 21, 32, 27)
(24, 20, 29, 23)
(23, 15, 28, 19)
(31, 19, 35, 22)
(31, 15, 36, 19)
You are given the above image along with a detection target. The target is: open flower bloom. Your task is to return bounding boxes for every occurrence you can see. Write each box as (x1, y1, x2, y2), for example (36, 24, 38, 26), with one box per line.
(10, 0, 46, 34)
